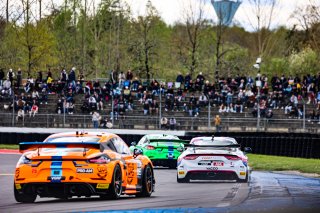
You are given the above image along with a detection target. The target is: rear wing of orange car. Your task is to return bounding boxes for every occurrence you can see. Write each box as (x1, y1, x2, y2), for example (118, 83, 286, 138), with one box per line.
(19, 142, 102, 153)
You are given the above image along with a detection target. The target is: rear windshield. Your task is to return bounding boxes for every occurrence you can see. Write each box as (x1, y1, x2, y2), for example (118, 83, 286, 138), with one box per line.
(43, 137, 100, 153)
(191, 138, 236, 146)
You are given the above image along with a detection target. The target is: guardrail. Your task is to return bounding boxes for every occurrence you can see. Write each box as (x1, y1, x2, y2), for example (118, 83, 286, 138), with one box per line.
(1, 112, 319, 133)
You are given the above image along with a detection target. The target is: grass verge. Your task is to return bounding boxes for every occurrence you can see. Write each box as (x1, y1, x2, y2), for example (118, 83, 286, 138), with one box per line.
(247, 154, 320, 175)
(0, 144, 19, 149)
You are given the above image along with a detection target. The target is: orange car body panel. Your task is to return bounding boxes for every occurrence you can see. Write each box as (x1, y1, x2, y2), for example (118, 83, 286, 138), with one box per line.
(14, 131, 154, 196)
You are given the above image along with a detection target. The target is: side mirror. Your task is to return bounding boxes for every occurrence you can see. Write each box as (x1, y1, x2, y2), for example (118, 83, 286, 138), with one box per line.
(244, 147, 252, 153)
(131, 141, 137, 146)
(133, 148, 143, 157)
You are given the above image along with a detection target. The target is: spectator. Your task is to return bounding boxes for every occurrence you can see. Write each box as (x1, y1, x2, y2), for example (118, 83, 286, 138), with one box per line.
(40, 87, 48, 104)
(176, 72, 184, 84)
(68, 67, 76, 86)
(0, 68, 4, 86)
(266, 109, 273, 119)
(214, 115, 221, 132)
(88, 95, 97, 112)
(16, 68, 22, 88)
(92, 111, 101, 128)
(7, 68, 15, 85)
(150, 99, 159, 115)
(93, 80, 101, 94)
(24, 79, 31, 93)
(143, 100, 149, 115)
(2, 78, 12, 96)
(67, 101, 75, 114)
(100, 116, 112, 128)
(160, 117, 168, 129)
(199, 93, 208, 107)
(56, 99, 63, 114)
(169, 117, 177, 130)
(16, 109, 25, 122)
(126, 69, 133, 81)
(118, 71, 126, 88)
(29, 103, 39, 117)
(132, 77, 140, 91)
(219, 103, 227, 113)
(93, 92, 103, 111)
(234, 97, 243, 113)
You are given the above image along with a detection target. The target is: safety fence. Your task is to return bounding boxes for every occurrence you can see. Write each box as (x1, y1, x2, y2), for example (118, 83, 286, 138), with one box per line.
(1, 112, 320, 134)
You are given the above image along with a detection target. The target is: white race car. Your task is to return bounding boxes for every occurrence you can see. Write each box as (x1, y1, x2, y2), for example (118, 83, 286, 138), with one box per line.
(177, 136, 252, 183)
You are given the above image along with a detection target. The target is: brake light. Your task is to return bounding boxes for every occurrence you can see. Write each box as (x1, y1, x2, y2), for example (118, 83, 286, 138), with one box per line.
(16, 155, 32, 167)
(183, 155, 199, 160)
(224, 155, 241, 161)
(88, 156, 110, 164)
(146, 145, 155, 150)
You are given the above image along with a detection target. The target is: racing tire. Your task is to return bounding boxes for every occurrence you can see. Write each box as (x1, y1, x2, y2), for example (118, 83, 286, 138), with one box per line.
(237, 173, 249, 183)
(14, 183, 37, 203)
(100, 164, 122, 200)
(177, 175, 189, 183)
(136, 164, 154, 197)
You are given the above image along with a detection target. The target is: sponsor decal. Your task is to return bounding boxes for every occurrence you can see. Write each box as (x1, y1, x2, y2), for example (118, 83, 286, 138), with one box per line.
(206, 167, 218, 170)
(97, 166, 107, 177)
(127, 163, 137, 185)
(15, 184, 21, 190)
(77, 168, 93, 173)
(240, 171, 246, 176)
(32, 168, 37, 174)
(96, 183, 109, 189)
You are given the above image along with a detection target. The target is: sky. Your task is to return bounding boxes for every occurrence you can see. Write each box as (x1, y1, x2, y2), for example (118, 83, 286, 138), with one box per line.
(124, 0, 314, 31)
(2, 0, 315, 31)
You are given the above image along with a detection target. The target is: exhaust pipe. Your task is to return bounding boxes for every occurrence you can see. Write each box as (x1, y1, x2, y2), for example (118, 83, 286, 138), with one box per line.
(36, 187, 44, 194)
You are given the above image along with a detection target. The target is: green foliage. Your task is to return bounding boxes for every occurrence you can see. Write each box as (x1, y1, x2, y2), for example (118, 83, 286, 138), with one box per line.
(0, 1, 319, 80)
(288, 48, 320, 76)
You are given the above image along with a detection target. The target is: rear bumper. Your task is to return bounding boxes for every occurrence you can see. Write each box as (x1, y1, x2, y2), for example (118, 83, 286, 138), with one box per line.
(184, 170, 239, 181)
(151, 159, 177, 167)
(16, 182, 109, 198)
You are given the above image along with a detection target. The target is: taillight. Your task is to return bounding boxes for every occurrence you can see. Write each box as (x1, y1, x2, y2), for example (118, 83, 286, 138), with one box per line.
(224, 155, 241, 161)
(145, 145, 155, 150)
(16, 155, 32, 167)
(183, 155, 199, 160)
(88, 156, 110, 164)
(177, 146, 184, 152)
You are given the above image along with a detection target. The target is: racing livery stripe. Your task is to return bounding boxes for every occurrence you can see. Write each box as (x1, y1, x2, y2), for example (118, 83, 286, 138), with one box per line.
(51, 155, 63, 183)
(168, 143, 174, 159)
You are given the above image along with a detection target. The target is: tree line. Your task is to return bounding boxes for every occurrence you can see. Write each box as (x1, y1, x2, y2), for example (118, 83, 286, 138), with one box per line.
(0, 0, 319, 82)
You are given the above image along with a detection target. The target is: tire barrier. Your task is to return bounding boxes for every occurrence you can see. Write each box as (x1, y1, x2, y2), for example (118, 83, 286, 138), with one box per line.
(0, 131, 319, 159)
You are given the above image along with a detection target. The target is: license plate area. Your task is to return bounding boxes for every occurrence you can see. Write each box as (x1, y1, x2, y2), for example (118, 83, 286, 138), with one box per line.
(212, 161, 224, 166)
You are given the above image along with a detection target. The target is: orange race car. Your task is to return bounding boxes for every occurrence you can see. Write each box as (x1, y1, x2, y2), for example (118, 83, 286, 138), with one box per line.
(14, 131, 155, 203)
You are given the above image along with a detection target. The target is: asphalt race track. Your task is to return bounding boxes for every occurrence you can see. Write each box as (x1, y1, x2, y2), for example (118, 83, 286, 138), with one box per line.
(0, 153, 319, 213)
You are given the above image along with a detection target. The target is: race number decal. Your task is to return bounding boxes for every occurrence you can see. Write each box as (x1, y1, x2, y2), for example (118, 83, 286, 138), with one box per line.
(127, 163, 137, 185)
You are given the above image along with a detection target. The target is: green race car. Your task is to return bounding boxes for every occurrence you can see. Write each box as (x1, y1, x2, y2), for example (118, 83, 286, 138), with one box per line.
(130, 134, 189, 169)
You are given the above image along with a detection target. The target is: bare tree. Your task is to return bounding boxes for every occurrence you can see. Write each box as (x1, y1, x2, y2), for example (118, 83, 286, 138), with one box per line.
(179, 0, 206, 78)
(244, 0, 279, 57)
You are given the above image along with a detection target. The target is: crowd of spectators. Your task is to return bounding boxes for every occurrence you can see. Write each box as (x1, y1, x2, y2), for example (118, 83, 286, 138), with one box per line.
(1, 66, 320, 127)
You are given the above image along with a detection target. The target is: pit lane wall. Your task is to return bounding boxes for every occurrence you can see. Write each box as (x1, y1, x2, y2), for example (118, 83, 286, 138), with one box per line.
(0, 128, 319, 159)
